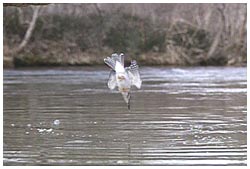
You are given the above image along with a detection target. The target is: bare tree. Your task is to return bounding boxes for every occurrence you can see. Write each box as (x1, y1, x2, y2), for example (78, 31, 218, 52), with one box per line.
(3, 3, 247, 66)
(12, 6, 41, 55)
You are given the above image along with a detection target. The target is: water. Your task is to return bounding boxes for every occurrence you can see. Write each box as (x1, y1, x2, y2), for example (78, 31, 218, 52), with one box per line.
(3, 66, 247, 165)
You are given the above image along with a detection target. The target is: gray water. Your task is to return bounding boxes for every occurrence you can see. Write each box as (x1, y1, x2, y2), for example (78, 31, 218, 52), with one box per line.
(3, 66, 247, 165)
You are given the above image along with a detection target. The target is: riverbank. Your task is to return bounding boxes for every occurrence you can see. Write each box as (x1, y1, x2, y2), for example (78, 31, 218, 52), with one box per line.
(3, 41, 247, 68)
(3, 4, 246, 68)
(3, 50, 246, 68)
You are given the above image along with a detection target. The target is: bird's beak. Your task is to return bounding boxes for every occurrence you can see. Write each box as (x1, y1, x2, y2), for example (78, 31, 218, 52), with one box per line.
(128, 103, 130, 110)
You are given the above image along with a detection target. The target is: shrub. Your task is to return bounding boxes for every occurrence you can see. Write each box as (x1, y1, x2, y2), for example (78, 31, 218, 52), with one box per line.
(104, 13, 166, 54)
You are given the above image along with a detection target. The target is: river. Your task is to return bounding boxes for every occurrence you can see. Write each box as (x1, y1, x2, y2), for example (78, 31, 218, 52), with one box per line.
(3, 66, 247, 165)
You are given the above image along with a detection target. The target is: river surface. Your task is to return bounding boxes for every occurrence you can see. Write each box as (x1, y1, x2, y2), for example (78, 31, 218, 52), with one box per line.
(3, 66, 247, 166)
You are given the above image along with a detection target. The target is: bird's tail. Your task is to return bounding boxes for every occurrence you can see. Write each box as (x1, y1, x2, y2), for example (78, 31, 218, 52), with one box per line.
(122, 92, 131, 110)
(104, 53, 124, 70)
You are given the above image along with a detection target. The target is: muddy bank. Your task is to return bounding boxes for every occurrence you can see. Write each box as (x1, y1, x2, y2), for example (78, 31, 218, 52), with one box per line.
(3, 41, 246, 68)
(4, 51, 246, 68)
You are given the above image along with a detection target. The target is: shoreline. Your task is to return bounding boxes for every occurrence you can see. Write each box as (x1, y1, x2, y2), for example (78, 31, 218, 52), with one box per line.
(3, 51, 247, 69)
(3, 61, 247, 70)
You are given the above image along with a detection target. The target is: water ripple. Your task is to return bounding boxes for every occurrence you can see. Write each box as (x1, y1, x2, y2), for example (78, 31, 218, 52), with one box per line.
(3, 67, 246, 165)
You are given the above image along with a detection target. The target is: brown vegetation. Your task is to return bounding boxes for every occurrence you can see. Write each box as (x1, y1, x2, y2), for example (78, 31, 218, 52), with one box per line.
(3, 3, 247, 67)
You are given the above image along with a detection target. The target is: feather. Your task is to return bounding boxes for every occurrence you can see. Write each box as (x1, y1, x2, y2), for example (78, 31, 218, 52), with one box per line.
(111, 53, 124, 67)
(104, 57, 116, 70)
(107, 70, 117, 90)
(126, 60, 142, 89)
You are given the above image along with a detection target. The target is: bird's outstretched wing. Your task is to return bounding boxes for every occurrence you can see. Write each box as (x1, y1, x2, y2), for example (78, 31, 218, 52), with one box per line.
(126, 60, 142, 89)
(104, 53, 125, 70)
(104, 57, 116, 70)
(111, 53, 124, 67)
(107, 70, 117, 90)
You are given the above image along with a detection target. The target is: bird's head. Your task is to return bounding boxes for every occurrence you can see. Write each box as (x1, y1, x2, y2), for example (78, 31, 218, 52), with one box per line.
(117, 75, 126, 81)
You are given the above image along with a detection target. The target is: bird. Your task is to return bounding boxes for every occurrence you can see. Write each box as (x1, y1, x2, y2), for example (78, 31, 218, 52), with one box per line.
(104, 53, 142, 110)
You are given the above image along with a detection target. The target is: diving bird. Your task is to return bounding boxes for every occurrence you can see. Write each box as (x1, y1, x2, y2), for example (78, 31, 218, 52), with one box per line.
(104, 53, 142, 110)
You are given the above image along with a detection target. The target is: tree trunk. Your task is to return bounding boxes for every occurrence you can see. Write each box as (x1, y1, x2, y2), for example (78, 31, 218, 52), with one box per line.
(13, 6, 40, 55)
(206, 4, 229, 60)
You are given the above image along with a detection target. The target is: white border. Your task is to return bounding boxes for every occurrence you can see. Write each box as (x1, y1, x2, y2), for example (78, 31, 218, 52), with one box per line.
(1, 1, 249, 168)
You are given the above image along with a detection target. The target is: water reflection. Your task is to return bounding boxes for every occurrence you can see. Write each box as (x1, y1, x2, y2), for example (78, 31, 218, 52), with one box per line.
(3, 67, 247, 165)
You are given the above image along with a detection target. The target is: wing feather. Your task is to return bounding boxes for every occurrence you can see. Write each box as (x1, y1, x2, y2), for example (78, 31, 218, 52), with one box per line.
(104, 53, 125, 69)
(107, 70, 117, 90)
(111, 53, 124, 67)
(104, 57, 116, 70)
(126, 60, 142, 89)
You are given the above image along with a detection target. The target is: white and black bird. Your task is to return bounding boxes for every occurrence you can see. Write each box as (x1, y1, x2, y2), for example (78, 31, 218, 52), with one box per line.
(104, 53, 142, 110)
